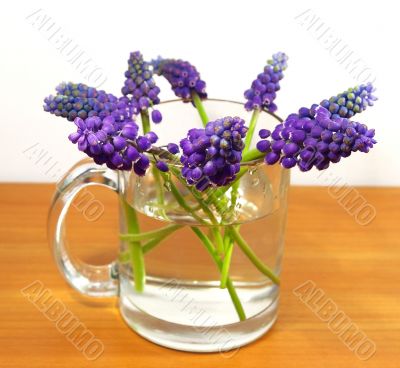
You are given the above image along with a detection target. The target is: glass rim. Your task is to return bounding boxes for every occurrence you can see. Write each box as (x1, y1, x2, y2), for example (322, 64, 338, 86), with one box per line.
(153, 98, 283, 167)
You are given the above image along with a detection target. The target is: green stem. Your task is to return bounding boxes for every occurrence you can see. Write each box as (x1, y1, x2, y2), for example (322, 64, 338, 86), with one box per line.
(223, 228, 232, 252)
(165, 169, 279, 287)
(242, 148, 264, 162)
(169, 167, 218, 225)
(191, 91, 209, 127)
(191, 227, 246, 321)
(220, 229, 234, 288)
(140, 110, 151, 134)
(152, 167, 167, 216)
(119, 225, 183, 263)
(126, 110, 167, 292)
(123, 199, 140, 234)
(130, 241, 145, 292)
(160, 172, 207, 224)
(118, 251, 130, 263)
(205, 168, 247, 207)
(211, 227, 224, 254)
(142, 233, 175, 253)
(121, 224, 182, 242)
(122, 200, 145, 292)
(159, 172, 245, 321)
(230, 226, 280, 285)
(227, 181, 240, 219)
(244, 109, 260, 153)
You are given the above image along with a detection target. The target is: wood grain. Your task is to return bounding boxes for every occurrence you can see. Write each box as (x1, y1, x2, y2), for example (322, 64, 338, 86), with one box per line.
(0, 184, 399, 367)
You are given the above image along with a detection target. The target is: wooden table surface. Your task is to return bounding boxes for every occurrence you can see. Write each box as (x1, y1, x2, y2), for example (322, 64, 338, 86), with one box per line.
(0, 184, 399, 367)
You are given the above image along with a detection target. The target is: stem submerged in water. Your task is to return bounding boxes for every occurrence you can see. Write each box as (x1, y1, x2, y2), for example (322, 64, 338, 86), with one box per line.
(212, 227, 224, 254)
(220, 228, 234, 288)
(118, 224, 184, 263)
(191, 227, 246, 321)
(130, 241, 145, 292)
(121, 224, 183, 242)
(122, 199, 146, 292)
(230, 226, 280, 285)
(159, 168, 246, 321)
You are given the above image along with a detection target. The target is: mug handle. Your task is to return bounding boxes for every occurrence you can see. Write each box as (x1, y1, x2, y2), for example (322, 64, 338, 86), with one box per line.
(48, 158, 120, 297)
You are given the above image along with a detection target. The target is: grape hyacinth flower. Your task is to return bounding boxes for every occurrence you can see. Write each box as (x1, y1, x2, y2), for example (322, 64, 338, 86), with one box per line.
(180, 117, 247, 191)
(43, 82, 131, 122)
(122, 51, 162, 124)
(320, 83, 377, 119)
(244, 52, 288, 113)
(167, 143, 180, 154)
(152, 57, 207, 101)
(258, 105, 376, 171)
(68, 115, 158, 175)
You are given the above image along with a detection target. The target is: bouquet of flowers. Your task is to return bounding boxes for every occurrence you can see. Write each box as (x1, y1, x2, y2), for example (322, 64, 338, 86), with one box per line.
(44, 51, 377, 321)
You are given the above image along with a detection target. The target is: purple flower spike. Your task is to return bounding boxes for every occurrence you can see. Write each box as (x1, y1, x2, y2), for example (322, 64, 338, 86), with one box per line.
(320, 83, 377, 119)
(257, 105, 376, 171)
(122, 51, 162, 124)
(179, 116, 247, 190)
(256, 84, 377, 171)
(152, 57, 207, 101)
(68, 113, 158, 174)
(43, 82, 131, 122)
(244, 52, 288, 112)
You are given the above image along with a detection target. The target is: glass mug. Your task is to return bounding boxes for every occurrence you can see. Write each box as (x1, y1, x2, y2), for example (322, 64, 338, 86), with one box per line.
(48, 100, 290, 353)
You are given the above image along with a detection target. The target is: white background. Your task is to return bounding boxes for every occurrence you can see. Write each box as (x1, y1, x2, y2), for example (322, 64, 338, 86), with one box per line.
(1, 0, 399, 185)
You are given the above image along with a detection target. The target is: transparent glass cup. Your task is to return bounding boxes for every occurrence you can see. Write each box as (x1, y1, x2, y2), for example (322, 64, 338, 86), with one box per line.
(48, 99, 290, 353)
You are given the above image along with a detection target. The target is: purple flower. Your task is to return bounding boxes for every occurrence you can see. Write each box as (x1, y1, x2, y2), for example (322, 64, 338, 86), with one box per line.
(122, 51, 162, 124)
(244, 52, 288, 112)
(167, 143, 180, 154)
(156, 161, 169, 172)
(68, 116, 104, 152)
(68, 115, 158, 174)
(43, 82, 131, 122)
(151, 109, 162, 123)
(320, 83, 377, 119)
(258, 105, 376, 171)
(152, 57, 207, 101)
(180, 117, 247, 190)
(133, 154, 150, 176)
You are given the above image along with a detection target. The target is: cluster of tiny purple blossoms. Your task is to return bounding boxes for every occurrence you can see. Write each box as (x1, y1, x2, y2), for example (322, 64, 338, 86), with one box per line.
(256, 104, 376, 171)
(44, 82, 132, 122)
(180, 117, 247, 190)
(69, 115, 155, 174)
(152, 57, 207, 101)
(320, 83, 377, 119)
(122, 51, 163, 124)
(244, 52, 288, 113)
